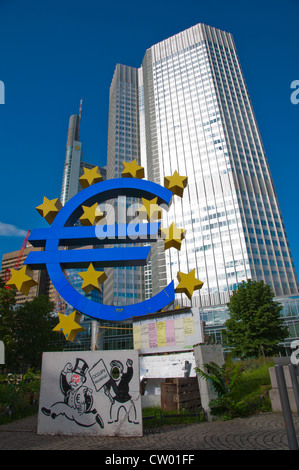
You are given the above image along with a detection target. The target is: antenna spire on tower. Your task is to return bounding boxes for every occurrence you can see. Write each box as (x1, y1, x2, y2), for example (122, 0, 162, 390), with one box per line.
(78, 99, 83, 137)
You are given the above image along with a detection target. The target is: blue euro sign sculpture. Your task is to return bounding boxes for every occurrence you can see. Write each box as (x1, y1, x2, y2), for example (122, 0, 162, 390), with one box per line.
(24, 178, 175, 321)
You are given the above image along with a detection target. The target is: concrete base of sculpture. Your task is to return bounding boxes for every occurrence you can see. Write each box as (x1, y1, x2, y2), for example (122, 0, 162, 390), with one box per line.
(37, 350, 142, 436)
(269, 365, 299, 413)
(194, 344, 224, 421)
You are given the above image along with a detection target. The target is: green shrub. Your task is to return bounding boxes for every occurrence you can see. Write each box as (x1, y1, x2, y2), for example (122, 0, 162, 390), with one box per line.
(196, 357, 273, 420)
(0, 370, 40, 423)
(209, 396, 249, 420)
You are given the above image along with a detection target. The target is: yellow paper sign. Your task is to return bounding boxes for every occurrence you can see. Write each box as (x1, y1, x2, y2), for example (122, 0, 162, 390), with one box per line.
(157, 321, 166, 347)
(183, 317, 194, 336)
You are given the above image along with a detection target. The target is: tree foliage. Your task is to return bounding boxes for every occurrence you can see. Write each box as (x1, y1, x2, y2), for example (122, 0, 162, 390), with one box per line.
(0, 278, 16, 365)
(223, 279, 287, 358)
(0, 279, 63, 371)
(0, 278, 16, 311)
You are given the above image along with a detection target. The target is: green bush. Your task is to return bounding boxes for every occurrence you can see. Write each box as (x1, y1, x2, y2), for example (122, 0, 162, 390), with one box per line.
(196, 357, 273, 420)
(0, 370, 40, 423)
(209, 397, 249, 420)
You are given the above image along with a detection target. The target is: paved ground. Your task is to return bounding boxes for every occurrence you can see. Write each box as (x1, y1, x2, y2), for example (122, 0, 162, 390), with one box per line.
(0, 412, 299, 451)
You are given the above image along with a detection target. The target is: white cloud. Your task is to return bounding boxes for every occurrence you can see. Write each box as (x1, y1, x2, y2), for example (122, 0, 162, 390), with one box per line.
(0, 222, 28, 237)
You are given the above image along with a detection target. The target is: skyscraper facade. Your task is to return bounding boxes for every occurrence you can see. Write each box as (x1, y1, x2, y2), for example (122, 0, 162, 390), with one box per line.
(105, 24, 299, 351)
(137, 23, 298, 309)
(60, 113, 83, 206)
(104, 64, 145, 308)
(60, 107, 107, 206)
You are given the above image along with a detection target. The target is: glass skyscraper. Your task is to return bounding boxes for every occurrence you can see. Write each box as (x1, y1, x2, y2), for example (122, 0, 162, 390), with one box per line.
(60, 113, 83, 206)
(104, 64, 145, 308)
(106, 23, 299, 321)
(60, 108, 107, 206)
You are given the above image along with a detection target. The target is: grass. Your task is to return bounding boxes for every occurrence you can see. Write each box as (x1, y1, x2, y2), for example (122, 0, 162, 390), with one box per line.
(233, 358, 273, 396)
(230, 357, 274, 413)
(0, 403, 37, 425)
(142, 406, 205, 429)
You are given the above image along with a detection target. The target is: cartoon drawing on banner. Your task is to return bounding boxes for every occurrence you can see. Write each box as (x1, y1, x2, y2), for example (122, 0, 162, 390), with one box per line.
(41, 358, 104, 428)
(40, 356, 139, 430)
(104, 359, 139, 425)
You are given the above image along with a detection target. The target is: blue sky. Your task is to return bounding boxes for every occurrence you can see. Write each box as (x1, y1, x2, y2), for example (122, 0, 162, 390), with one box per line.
(0, 0, 298, 276)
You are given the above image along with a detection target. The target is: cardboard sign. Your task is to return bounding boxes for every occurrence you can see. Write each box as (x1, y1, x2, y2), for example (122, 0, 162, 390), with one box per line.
(89, 359, 110, 392)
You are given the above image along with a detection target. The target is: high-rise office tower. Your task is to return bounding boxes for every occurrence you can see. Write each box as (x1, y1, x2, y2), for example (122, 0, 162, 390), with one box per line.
(61, 112, 83, 206)
(58, 108, 108, 349)
(61, 102, 107, 206)
(59, 106, 107, 315)
(104, 64, 145, 307)
(107, 23, 298, 312)
(141, 23, 299, 307)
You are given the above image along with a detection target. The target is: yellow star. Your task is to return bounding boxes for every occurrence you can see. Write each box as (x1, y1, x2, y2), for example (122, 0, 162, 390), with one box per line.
(5, 266, 38, 296)
(79, 203, 105, 226)
(121, 159, 145, 179)
(161, 222, 186, 251)
(36, 197, 62, 224)
(52, 311, 85, 342)
(175, 269, 204, 300)
(137, 198, 162, 221)
(164, 170, 188, 197)
(78, 263, 107, 294)
(79, 166, 103, 189)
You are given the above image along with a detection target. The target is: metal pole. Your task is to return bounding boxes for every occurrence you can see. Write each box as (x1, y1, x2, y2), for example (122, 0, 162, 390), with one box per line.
(275, 365, 299, 450)
(90, 321, 98, 351)
(289, 364, 299, 415)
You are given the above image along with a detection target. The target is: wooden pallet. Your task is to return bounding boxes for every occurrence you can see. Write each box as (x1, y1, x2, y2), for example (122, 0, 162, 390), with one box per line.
(161, 378, 201, 412)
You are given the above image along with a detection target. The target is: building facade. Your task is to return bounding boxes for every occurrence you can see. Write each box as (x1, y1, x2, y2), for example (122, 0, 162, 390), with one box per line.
(104, 64, 145, 308)
(0, 246, 51, 305)
(60, 109, 107, 206)
(104, 23, 299, 352)
(60, 113, 83, 206)
(139, 23, 298, 309)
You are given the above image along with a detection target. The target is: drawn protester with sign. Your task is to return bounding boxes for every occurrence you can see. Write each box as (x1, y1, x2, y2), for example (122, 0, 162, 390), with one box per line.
(41, 358, 104, 428)
(104, 358, 139, 425)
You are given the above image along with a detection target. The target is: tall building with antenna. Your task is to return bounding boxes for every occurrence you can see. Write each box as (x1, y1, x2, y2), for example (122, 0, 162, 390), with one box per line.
(61, 100, 84, 205)
(61, 106, 82, 205)
(59, 101, 106, 312)
(60, 101, 106, 206)
(57, 102, 108, 350)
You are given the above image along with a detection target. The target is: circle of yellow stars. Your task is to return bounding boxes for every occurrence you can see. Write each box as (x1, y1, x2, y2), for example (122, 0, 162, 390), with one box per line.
(6, 162, 203, 341)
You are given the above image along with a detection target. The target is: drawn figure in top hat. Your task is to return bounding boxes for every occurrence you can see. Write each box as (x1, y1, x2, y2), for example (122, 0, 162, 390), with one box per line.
(104, 358, 139, 424)
(41, 358, 104, 428)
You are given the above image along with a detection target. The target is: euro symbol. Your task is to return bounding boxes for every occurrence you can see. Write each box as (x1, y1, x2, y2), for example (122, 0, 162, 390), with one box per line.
(24, 178, 175, 321)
